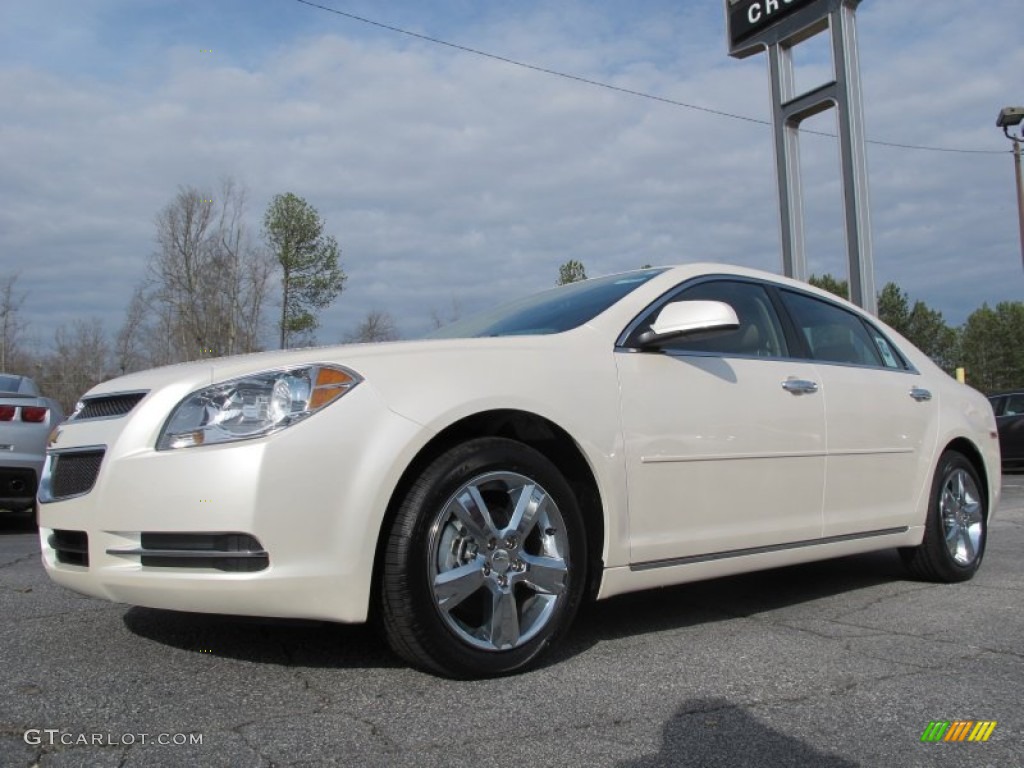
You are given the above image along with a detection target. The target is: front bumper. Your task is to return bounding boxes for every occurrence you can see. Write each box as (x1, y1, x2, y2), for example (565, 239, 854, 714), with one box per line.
(39, 382, 425, 623)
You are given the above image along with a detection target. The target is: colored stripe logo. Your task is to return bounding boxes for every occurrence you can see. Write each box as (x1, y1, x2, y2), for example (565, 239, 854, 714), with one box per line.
(920, 721, 997, 742)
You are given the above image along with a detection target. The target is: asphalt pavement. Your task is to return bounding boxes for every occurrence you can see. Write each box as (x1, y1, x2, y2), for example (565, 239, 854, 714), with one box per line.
(1, 479, 1021, 767)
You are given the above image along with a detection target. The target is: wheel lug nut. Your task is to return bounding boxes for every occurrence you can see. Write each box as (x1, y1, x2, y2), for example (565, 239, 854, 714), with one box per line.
(482, 564, 491, 576)
(497, 575, 508, 587)
(487, 539, 496, 550)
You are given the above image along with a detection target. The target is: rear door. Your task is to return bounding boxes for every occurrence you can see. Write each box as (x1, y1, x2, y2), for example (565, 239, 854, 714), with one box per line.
(776, 289, 936, 537)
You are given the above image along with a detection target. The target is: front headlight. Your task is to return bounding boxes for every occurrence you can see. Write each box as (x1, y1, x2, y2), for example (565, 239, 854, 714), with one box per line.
(156, 364, 360, 450)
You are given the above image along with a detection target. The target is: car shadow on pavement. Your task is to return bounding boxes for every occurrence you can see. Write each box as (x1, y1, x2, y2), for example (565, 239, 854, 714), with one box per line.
(552, 549, 912, 664)
(123, 549, 910, 672)
(122, 609, 404, 670)
(617, 697, 858, 768)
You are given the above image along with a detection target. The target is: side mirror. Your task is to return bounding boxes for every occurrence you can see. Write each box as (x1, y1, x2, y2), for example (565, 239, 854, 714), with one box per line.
(635, 300, 740, 348)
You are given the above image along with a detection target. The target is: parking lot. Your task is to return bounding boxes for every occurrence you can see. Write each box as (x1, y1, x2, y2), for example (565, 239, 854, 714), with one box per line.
(1, 478, 1020, 767)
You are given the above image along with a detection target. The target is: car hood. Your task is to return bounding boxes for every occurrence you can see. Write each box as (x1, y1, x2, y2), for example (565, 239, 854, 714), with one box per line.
(85, 334, 579, 400)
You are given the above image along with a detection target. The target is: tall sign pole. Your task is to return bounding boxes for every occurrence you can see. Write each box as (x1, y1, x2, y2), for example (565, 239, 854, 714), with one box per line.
(995, 107, 1024, 270)
(1015, 138, 1024, 271)
(726, 0, 877, 314)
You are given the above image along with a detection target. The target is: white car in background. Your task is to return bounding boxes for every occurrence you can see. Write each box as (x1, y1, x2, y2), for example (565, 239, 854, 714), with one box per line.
(0, 374, 63, 517)
(39, 264, 1000, 677)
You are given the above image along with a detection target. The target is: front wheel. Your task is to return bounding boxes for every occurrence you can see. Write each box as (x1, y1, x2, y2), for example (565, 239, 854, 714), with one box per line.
(379, 437, 587, 678)
(901, 450, 987, 583)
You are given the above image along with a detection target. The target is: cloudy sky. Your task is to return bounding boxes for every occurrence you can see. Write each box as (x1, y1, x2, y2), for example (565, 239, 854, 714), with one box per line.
(2, 0, 1022, 351)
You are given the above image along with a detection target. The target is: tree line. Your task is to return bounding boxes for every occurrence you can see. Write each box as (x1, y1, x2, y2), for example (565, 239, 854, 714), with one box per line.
(2, 219, 1020, 413)
(1, 179, 349, 411)
(1, 178, 467, 411)
(807, 274, 1024, 394)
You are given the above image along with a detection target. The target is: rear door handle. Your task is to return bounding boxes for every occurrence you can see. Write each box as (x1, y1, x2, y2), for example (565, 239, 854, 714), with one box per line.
(910, 386, 932, 402)
(782, 378, 819, 394)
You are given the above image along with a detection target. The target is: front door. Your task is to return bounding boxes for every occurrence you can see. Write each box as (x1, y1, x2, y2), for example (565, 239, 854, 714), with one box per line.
(616, 278, 826, 566)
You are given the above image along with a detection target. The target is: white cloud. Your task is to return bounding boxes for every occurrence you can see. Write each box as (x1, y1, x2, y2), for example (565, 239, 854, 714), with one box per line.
(0, 0, 1021, 357)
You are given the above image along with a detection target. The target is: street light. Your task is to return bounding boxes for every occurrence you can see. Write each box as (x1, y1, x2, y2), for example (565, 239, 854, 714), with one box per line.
(996, 106, 1024, 270)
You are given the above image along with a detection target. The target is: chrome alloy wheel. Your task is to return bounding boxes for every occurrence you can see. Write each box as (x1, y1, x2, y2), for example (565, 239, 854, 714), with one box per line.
(940, 468, 984, 566)
(427, 471, 570, 652)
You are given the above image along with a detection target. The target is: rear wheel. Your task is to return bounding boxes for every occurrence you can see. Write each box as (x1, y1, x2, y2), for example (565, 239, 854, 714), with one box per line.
(379, 437, 586, 678)
(901, 450, 986, 582)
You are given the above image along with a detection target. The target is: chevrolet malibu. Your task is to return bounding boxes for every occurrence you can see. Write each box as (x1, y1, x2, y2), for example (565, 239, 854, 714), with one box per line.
(39, 265, 1000, 678)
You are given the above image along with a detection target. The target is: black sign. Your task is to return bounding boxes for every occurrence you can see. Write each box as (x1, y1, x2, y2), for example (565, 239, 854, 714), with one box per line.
(728, 0, 818, 48)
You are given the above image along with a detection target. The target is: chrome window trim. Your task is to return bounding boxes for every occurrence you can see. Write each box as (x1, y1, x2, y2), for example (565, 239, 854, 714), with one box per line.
(776, 287, 920, 373)
(617, 274, 922, 375)
(614, 346, 922, 374)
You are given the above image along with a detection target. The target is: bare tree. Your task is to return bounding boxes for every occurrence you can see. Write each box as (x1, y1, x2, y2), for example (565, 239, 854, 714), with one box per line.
(236, 238, 274, 354)
(37, 319, 111, 412)
(0, 273, 27, 372)
(344, 310, 399, 343)
(214, 178, 273, 355)
(114, 286, 149, 375)
(429, 296, 463, 330)
(137, 178, 270, 364)
(151, 185, 215, 357)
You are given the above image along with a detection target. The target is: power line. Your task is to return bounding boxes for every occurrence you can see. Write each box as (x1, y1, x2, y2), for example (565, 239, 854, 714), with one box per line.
(293, 0, 1008, 156)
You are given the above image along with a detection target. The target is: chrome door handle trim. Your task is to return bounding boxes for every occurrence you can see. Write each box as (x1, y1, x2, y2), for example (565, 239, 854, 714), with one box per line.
(910, 387, 932, 402)
(782, 378, 819, 394)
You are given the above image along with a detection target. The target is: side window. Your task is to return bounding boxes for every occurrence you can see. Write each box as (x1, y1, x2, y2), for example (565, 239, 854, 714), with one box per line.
(1005, 394, 1024, 416)
(780, 290, 884, 367)
(655, 280, 788, 358)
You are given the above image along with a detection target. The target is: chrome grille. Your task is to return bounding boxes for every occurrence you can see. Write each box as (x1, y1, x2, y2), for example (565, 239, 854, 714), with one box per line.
(107, 532, 269, 572)
(73, 392, 146, 421)
(50, 450, 104, 499)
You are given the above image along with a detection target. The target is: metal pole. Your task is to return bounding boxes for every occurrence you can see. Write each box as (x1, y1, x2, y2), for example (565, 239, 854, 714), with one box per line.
(768, 43, 808, 281)
(1013, 138, 1024, 271)
(830, 1, 876, 314)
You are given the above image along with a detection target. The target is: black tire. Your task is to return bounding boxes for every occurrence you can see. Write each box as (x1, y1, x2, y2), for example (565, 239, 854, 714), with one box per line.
(379, 437, 587, 678)
(901, 450, 987, 583)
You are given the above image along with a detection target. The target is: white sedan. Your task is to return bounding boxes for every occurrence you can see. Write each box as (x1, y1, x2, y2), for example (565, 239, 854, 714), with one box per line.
(39, 264, 1000, 678)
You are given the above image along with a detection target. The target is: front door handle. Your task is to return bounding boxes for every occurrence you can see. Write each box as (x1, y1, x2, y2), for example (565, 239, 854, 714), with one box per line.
(782, 378, 819, 394)
(910, 386, 932, 402)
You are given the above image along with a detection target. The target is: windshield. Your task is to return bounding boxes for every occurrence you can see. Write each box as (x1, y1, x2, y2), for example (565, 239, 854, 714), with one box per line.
(428, 269, 666, 339)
